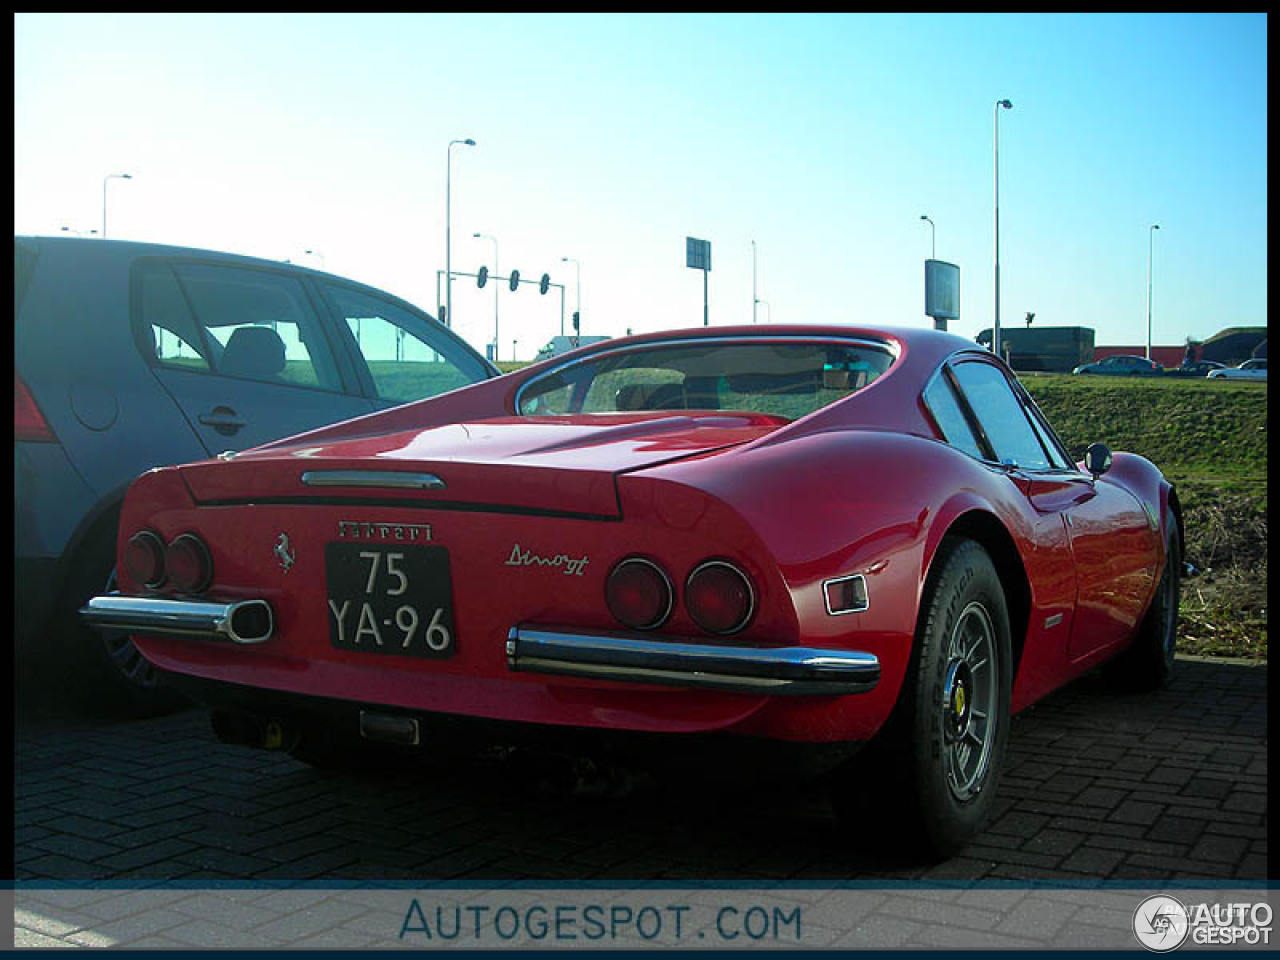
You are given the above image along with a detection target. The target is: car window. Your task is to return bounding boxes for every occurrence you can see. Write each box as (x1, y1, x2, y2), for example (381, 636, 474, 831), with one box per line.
(136, 263, 213, 371)
(1019, 394, 1075, 471)
(518, 340, 894, 420)
(173, 263, 343, 391)
(321, 283, 490, 404)
(135, 261, 346, 392)
(950, 361, 1052, 470)
(922, 372, 984, 459)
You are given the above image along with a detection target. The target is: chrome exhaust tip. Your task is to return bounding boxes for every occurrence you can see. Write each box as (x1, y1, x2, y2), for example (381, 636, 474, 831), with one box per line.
(226, 599, 274, 644)
(79, 594, 275, 644)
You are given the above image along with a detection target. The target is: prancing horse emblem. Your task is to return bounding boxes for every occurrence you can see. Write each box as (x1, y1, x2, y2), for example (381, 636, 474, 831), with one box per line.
(274, 533, 296, 573)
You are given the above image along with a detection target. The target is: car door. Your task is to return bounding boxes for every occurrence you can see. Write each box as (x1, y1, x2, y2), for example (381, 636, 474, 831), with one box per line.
(134, 259, 375, 455)
(948, 359, 1156, 660)
(315, 280, 495, 410)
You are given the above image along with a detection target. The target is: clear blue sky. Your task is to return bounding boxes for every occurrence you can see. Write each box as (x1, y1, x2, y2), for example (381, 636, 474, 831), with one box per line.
(15, 13, 1267, 361)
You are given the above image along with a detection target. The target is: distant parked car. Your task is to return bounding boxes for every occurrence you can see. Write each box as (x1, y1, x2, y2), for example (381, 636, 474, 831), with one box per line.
(535, 334, 610, 361)
(1072, 355, 1163, 376)
(1164, 361, 1225, 378)
(1207, 358, 1267, 381)
(15, 236, 497, 715)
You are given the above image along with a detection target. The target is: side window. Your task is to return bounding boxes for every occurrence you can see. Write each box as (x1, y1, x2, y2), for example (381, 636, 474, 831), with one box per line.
(172, 263, 343, 391)
(1025, 406, 1075, 470)
(136, 264, 211, 371)
(321, 283, 488, 404)
(950, 361, 1052, 470)
(922, 373, 984, 459)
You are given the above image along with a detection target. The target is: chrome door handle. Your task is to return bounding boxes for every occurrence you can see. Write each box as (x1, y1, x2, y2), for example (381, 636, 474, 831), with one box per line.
(198, 406, 246, 434)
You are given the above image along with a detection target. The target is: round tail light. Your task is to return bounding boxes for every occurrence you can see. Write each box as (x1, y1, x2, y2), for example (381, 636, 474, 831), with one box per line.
(123, 530, 167, 588)
(605, 558, 673, 631)
(165, 533, 213, 593)
(686, 560, 755, 635)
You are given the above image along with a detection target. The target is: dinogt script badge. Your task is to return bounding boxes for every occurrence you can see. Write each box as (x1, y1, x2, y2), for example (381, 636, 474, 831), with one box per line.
(274, 533, 296, 573)
(505, 543, 590, 576)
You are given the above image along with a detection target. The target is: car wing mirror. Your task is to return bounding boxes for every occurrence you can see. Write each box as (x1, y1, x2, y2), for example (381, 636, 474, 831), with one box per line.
(1084, 442, 1112, 478)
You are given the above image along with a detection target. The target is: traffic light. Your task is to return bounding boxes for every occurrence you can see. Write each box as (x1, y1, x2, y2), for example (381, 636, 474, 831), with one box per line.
(438, 305, 447, 325)
(572, 311, 580, 332)
(477, 266, 488, 288)
(539, 273, 550, 295)
(509, 269, 520, 292)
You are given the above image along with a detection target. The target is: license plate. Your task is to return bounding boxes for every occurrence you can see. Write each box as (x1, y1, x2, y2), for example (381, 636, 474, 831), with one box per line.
(325, 543, 456, 658)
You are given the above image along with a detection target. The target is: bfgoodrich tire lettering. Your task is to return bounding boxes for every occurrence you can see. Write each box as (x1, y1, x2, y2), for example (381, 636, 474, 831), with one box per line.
(832, 537, 1012, 860)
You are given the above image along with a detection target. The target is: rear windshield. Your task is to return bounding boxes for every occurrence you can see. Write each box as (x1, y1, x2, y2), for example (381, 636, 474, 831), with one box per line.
(517, 339, 894, 421)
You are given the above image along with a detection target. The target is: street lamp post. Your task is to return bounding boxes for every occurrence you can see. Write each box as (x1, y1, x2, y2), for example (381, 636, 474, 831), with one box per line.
(920, 215, 936, 259)
(474, 232, 499, 361)
(102, 173, 132, 238)
(993, 99, 1013, 360)
(445, 138, 476, 327)
(560, 256, 581, 337)
(751, 239, 758, 324)
(1146, 224, 1161, 361)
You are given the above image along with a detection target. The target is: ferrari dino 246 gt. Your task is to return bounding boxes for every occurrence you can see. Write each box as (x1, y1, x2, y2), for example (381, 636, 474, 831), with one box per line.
(83, 325, 1183, 856)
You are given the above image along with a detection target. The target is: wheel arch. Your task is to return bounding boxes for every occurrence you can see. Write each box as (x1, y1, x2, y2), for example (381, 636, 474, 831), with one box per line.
(1165, 484, 1185, 559)
(54, 484, 130, 601)
(931, 509, 1033, 683)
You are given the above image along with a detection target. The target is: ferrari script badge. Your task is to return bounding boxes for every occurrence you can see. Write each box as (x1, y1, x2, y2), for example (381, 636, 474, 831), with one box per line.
(274, 533, 296, 574)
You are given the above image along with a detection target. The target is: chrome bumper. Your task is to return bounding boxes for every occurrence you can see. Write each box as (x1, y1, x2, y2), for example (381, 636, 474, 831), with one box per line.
(507, 627, 879, 696)
(80, 593, 274, 645)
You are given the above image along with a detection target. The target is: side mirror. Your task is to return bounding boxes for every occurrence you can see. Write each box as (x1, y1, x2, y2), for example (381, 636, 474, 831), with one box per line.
(1084, 442, 1112, 478)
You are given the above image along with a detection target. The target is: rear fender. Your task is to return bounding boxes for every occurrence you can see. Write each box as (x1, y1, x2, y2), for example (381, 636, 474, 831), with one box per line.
(115, 467, 199, 591)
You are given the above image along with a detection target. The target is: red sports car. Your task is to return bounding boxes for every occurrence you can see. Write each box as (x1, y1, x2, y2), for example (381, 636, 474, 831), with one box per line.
(83, 324, 1183, 857)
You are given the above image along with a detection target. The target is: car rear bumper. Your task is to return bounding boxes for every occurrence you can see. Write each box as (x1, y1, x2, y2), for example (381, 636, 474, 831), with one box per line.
(507, 626, 880, 696)
(81, 593, 880, 698)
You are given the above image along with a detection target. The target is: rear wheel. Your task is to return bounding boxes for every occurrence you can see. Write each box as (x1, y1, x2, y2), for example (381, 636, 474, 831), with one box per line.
(831, 538, 1012, 860)
(52, 522, 188, 718)
(1104, 506, 1181, 692)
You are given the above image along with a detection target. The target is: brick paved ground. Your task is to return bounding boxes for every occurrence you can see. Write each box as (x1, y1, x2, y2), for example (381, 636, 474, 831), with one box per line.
(14, 654, 1266, 889)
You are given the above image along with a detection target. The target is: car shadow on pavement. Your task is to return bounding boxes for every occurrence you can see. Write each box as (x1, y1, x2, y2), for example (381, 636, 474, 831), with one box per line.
(14, 656, 1267, 884)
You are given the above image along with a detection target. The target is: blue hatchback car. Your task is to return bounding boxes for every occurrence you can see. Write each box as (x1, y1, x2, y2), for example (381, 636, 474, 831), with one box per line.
(15, 236, 497, 715)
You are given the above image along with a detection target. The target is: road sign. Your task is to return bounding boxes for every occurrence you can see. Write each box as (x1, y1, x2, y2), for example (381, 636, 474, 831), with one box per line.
(686, 237, 711, 271)
(925, 259, 960, 329)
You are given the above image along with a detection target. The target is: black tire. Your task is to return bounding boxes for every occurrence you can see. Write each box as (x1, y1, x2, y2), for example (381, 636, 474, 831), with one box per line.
(831, 538, 1012, 860)
(1103, 506, 1181, 692)
(51, 521, 189, 718)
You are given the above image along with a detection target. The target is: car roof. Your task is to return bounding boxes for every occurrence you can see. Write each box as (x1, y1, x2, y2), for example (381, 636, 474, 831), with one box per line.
(14, 234, 446, 326)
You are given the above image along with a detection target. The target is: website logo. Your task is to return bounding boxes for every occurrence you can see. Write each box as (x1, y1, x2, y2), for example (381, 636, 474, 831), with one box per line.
(1133, 896, 1190, 952)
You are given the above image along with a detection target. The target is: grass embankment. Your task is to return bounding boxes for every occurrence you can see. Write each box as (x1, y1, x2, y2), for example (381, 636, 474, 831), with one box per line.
(1023, 375, 1267, 660)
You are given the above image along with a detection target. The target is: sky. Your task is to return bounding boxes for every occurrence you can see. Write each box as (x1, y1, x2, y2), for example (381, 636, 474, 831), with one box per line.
(14, 13, 1268, 362)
